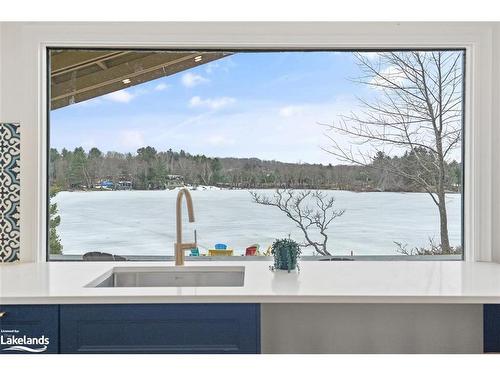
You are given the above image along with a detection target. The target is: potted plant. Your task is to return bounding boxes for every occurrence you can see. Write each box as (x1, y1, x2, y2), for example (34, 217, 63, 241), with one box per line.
(270, 238, 301, 272)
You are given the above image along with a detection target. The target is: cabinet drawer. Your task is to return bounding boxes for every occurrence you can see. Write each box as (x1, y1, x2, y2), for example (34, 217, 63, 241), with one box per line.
(0, 305, 59, 354)
(60, 303, 260, 354)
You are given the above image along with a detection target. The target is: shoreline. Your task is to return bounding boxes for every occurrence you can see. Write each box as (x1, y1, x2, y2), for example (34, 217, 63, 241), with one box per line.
(52, 185, 462, 195)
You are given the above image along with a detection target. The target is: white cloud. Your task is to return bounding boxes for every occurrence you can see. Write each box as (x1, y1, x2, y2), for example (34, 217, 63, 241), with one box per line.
(189, 96, 236, 110)
(119, 130, 145, 149)
(205, 56, 236, 74)
(279, 105, 304, 117)
(172, 98, 359, 165)
(104, 89, 135, 103)
(154, 83, 169, 91)
(207, 135, 235, 146)
(82, 139, 97, 149)
(205, 62, 218, 74)
(370, 65, 406, 88)
(358, 52, 380, 61)
(181, 72, 209, 88)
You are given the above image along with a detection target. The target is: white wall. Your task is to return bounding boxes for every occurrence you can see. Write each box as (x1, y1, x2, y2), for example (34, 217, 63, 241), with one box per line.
(0, 22, 498, 262)
(492, 24, 500, 263)
(0, 23, 39, 261)
(261, 304, 483, 353)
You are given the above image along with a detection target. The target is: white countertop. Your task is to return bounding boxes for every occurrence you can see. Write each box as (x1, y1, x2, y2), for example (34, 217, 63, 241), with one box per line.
(2, 260, 500, 304)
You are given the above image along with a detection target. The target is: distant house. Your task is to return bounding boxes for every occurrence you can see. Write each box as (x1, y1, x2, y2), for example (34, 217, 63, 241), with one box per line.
(166, 174, 184, 188)
(117, 180, 133, 190)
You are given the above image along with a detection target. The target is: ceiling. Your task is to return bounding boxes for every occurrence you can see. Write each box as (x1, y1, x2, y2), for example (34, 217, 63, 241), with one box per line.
(50, 49, 231, 110)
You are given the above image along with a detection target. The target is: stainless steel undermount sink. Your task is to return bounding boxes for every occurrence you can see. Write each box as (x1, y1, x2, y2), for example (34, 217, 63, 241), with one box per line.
(86, 266, 245, 288)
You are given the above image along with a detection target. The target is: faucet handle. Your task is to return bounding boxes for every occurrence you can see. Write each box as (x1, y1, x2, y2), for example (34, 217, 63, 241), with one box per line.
(179, 243, 197, 250)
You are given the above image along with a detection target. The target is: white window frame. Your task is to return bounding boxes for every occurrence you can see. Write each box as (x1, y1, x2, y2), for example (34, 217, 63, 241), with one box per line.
(0, 22, 494, 263)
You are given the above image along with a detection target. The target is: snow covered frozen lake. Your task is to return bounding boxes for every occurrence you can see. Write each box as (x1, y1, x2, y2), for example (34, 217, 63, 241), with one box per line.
(52, 189, 462, 257)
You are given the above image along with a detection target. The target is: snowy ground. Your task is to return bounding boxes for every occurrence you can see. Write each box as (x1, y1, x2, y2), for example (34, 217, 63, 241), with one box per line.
(52, 189, 462, 257)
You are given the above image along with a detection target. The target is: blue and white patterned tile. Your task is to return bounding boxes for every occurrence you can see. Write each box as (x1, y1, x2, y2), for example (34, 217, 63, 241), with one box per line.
(0, 123, 20, 262)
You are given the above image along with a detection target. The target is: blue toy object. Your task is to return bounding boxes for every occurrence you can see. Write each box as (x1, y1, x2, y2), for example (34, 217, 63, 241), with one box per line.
(189, 248, 200, 256)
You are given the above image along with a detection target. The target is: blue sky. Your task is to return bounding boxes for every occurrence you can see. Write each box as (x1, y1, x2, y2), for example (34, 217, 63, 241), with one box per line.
(50, 51, 461, 165)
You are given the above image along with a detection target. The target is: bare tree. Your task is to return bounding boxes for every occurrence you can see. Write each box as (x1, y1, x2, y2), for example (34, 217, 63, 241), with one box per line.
(394, 238, 462, 256)
(250, 189, 345, 256)
(322, 51, 463, 252)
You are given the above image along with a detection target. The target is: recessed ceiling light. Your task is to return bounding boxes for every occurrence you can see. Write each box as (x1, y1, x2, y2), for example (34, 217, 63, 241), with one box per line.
(194, 56, 203, 62)
(122, 78, 131, 84)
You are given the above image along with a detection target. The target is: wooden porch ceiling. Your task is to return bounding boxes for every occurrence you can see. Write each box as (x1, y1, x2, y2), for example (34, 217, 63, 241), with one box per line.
(50, 50, 231, 110)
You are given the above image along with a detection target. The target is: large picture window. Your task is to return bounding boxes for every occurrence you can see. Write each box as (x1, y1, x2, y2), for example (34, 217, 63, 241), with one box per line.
(47, 48, 464, 260)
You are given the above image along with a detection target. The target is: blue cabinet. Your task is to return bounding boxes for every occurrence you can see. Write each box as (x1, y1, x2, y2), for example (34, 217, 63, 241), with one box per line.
(0, 303, 260, 354)
(484, 304, 500, 352)
(60, 303, 260, 354)
(0, 305, 59, 354)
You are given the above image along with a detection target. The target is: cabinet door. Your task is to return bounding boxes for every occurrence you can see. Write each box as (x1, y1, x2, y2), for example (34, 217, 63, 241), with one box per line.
(484, 304, 500, 352)
(60, 303, 260, 354)
(0, 305, 59, 354)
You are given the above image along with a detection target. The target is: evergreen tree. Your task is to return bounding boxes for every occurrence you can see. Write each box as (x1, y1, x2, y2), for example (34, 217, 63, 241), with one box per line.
(68, 147, 88, 188)
(48, 188, 63, 255)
